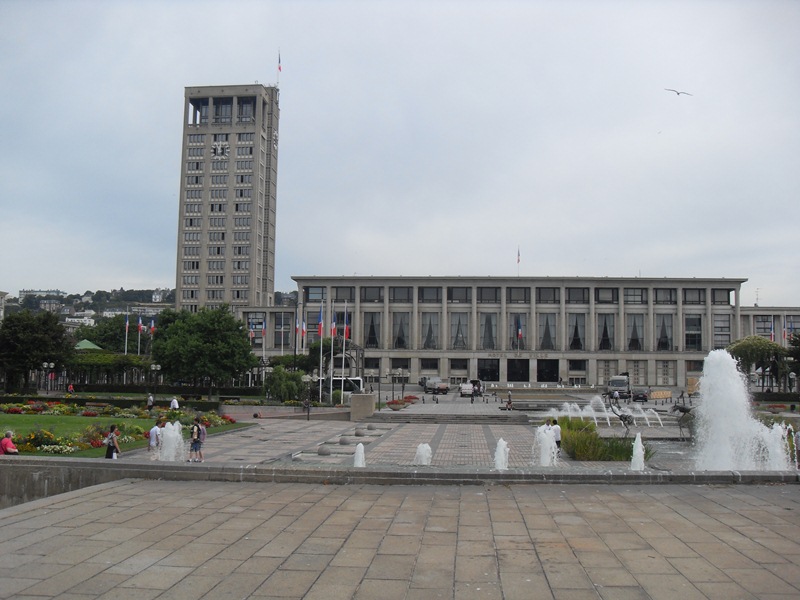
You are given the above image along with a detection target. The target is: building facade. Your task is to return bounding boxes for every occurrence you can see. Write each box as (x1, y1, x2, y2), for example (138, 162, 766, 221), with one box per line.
(175, 84, 280, 312)
(242, 276, 799, 390)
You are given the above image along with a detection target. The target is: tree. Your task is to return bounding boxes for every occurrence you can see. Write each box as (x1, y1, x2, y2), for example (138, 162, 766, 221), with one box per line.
(726, 336, 787, 390)
(152, 306, 258, 398)
(264, 365, 304, 402)
(0, 310, 73, 392)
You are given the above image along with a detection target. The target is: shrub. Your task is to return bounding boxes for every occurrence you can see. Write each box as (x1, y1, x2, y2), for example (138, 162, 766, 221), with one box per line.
(560, 416, 655, 461)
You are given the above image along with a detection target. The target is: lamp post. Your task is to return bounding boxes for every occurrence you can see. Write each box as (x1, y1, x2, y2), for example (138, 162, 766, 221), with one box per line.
(398, 368, 406, 401)
(790, 372, 796, 393)
(42, 362, 54, 393)
(301, 374, 312, 420)
(150, 363, 161, 398)
(264, 366, 274, 401)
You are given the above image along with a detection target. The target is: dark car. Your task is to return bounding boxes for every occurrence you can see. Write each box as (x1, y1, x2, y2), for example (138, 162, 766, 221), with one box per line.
(632, 388, 649, 402)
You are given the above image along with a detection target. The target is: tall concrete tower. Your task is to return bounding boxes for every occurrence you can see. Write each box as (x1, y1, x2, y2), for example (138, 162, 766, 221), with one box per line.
(175, 84, 279, 311)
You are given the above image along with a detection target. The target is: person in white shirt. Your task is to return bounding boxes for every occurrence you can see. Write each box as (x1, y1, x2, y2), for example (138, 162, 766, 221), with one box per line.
(149, 420, 163, 456)
(170, 397, 179, 410)
(552, 419, 562, 454)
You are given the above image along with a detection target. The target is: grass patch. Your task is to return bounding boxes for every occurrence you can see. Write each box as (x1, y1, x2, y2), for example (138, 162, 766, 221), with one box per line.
(559, 416, 655, 461)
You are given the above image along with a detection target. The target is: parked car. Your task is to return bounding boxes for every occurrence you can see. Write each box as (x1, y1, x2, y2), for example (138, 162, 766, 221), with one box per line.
(632, 388, 649, 402)
(424, 377, 450, 395)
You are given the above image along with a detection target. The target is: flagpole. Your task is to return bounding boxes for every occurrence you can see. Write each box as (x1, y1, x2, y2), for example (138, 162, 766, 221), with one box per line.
(318, 303, 324, 403)
(340, 301, 347, 405)
(329, 299, 334, 405)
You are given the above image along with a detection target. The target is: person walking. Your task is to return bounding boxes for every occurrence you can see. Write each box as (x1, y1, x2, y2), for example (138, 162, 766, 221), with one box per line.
(170, 396, 179, 410)
(552, 419, 562, 455)
(147, 393, 155, 411)
(105, 424, 121, 459)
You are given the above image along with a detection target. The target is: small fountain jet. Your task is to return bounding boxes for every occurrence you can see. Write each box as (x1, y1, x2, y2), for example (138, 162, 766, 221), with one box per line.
(665, 88, 693, 96)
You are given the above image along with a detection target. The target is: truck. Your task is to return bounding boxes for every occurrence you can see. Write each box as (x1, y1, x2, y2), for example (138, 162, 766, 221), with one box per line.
(606, 374, 631, 400)
(424, 377, 450, 395)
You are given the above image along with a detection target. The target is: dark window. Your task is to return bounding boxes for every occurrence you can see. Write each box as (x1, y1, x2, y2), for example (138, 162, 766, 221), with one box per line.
(450, 358, 468, 370)
(654, 289, 677, 304)
(304, 286, 326, 302)
(360, 286, 384, 302)
(685, 314, 702, 351)
(594, 288, 618, 304)
(447, 287, 471, 303)
(477, 287, 500, 303)
(418, 287, 442, 303)
(536, 287, 559, 304)
(568, 360, 587, 371)
(624, 288, 647, 304)
(566, 288, 589, 304)
(712, 289, 732, 305)
(389, 287, 412, 302)
(420, 358, 439, 370)
(333, 286, 355, 302)
(686, 360, 704, 372)
(683, 289, 706, 305)
(507, 287, 530, 303)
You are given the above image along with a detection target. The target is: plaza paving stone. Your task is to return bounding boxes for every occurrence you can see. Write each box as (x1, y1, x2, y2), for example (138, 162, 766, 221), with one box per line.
(1, 390, 798, 598)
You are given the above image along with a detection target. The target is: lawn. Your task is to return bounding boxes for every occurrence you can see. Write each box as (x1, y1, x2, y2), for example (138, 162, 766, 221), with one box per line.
(0, 413, 251, 458)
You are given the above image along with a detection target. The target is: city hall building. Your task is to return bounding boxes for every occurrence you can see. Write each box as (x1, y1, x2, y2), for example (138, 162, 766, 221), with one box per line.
(242, 275, 799, 390)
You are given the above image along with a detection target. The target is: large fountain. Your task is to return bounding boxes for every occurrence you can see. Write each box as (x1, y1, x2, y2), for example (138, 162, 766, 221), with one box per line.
(693, 349, 792, 471)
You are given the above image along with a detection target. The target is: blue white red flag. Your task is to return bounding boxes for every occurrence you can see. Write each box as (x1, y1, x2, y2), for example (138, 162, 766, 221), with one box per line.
(125, 315, 129, 333)
(150, 319, 156, 335)
(137, 316, 143, 333)
(317, 305, 324, 337)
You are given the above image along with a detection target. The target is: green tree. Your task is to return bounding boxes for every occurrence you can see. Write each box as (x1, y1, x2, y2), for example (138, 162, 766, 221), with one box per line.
(0, 310, 73, 392)
(727, 335, 787, 390)
(152, 306, 258, 398)
(264, 365, 305, 401)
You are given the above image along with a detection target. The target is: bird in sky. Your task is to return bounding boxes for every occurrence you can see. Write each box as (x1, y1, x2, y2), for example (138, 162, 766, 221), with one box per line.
(665, 88, 693, 96)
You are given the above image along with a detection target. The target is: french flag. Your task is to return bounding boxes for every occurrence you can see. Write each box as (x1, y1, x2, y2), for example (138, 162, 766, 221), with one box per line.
(262, 320, 266, 339)
(249, 324, 255, 340)
(302, 319, 307, 337)
(344, 303, 350, 339)
(150, 319, 156, 335)
(516, 316, 523, 339)
(770, 320, 775, 342)
(125, 314, 129, 333)
(331, 311, 337, 336)
(137, 316, 143, 333)
(317, 305, 324, 337)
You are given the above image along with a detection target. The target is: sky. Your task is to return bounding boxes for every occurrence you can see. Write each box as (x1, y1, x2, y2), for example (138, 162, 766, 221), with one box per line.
(1, 0, 798, 307)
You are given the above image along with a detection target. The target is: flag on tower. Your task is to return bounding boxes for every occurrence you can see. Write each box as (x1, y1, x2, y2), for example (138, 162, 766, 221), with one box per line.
(278, 52, 282, 72)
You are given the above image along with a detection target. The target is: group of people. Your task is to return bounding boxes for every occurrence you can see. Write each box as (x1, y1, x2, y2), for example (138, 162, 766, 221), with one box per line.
(543, 418, 562, 453)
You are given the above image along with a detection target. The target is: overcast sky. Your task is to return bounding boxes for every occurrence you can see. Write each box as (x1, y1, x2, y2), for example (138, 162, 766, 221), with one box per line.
(1, 0, 798, 307)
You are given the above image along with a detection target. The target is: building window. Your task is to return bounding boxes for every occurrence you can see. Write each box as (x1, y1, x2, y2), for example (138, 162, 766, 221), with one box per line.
(213, 98, 232, 124)
(712, 289, 732, 305)
(656, 314, 674, 350)
(211, 175, 227, 185)
(364, 312, 381, 348)
(186, 175, 203, 185)
(182, 290, 198, 299)
(304, 287, 326, 302)
(448, 287, 471, 303)
(184, 218, 201, 228)
(333, 287, 355, 302)
(389, 287, 412, 302)
(450, 358, 468, 371)
(207, 260, 224, 271)
(477, 287, 500, 303)
(507, 287, 530, 304)
(183, 232, 200, 241)
(566, 288, 589, 304)
(685, 314, 702, 350)
(183, 261, 199, 270)
(568, 360, 587, 371)
(686, 360, 704, 373)
(208, 232, 225, 242)
(208, 246, 224, 256)
(479, 313, 497, 350)
(626, 314, 645, 351)
(237, 146, 254, 156)
(683, 289, 706, 305)
(232, 290, 248, 301)
(232, 260, 249, 270)
(183, 246, 199, 256)
(568, 313, 585, 350)
(418, 287, 442, 303)
(421, 313, 439, 349)
(510, 313, 526, 350)
(207, 275, 224, 285)
(597, 314, 615, 350)
(208, 217, 225, 227)
(450, 312, 469, 349)
(420, 358, 439, 370)
(713, 314, 731, 348)
(392, 313, 410, 349)
(207, 290, 224, 300)
(211, 161, 228, 171)
(360, 286, 384, 303)
(755, 315, 774, 339)
(654, 288, 677, 304)
(536, 287, 559, 304)
(233, 246, 249, 255)
(595, 288, 618, 304)
(538, 313, 557, 350)
(624, 288, 648, 304)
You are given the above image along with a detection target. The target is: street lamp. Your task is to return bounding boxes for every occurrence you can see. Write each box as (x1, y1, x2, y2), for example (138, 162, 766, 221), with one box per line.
(301, 374, 312, 420)
(790, 372, 796, 393)
(150, 363, 161, 397)
(264, 366, 274, 401)
(42, 362, 54, 393)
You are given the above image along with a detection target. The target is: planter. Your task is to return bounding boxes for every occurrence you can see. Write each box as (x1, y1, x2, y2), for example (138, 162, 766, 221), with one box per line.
(387, 403, 404, 411)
